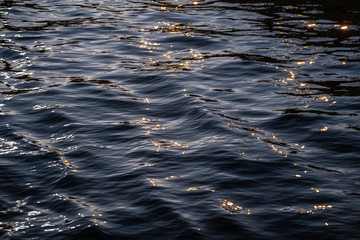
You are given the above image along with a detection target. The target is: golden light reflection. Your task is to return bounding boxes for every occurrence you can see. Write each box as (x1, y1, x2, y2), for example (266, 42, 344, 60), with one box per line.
(187, 187, 200, 191)
(120, 117, 168, 135)
(296, 205, 333, 214)
(307, 23, 317, 28)
(60, 156, 75, 171)
(154, 0, 193, 12)
(147, 178, 156, 186)
(92, 214, 107, 226)
(164, 175, 176, 180)
(140, 163, 154, 167)
(57, 151, 77, 172)
(15, 132, 78, 172)
(311, 188, 320, 193)
(147, 48, 204, 72)
(288, 71, 295, 80)
(315, 96, 330, 102)
(334, 24, 350, 30)
(229, 124, 303, 157)
(278, 69, 300, 84)
(155, 21, 195, 37)
(320, 126, 328, 132)
(55, 194, 106, 227)
(219, 198, 243, 214)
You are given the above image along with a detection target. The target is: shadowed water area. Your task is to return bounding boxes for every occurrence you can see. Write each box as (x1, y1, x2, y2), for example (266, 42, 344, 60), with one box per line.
(0, 0, 359, 239)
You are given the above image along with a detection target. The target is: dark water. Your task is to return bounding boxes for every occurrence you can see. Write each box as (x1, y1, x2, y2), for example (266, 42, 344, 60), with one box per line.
(0, 0, 359, 239)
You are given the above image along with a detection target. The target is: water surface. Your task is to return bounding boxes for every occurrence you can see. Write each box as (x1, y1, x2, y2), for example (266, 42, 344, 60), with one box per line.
(0, 0, 359, 239)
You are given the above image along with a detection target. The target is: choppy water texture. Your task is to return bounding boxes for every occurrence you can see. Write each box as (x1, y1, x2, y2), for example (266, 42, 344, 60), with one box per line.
(0, 0, 359, 239)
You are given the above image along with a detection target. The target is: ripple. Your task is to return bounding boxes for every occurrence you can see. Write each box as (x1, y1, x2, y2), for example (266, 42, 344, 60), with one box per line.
(0, 0, 359, 239)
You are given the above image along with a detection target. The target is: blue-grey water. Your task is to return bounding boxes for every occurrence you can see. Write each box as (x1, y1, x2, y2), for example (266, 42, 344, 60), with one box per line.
(0, 0, 359, 239)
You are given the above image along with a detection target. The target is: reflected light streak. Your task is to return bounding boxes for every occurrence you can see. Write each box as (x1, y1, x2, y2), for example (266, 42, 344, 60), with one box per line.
(147, 178, 156, 186)
(58, 151, 78, 172)
(316, 96, 330, 102)
(155, 21, 195, 37)
(311, 188, 320, 193)
(320, 126, 328, 132)
(139, 40, 160, 52)
(219, 198, 250, 214)
(296, 205, 333, 214)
